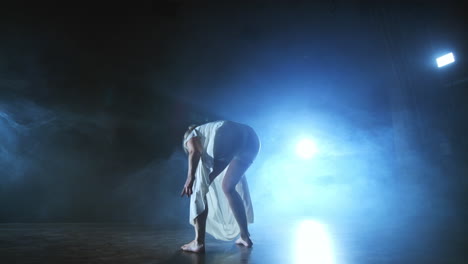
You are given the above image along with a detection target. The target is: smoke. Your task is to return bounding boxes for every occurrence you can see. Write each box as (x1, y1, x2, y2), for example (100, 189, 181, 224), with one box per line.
(0, 100, 56, 183)
(113, 150, 189, 225)
(231, 98, 464, 244)
(0, 97, 189, 223)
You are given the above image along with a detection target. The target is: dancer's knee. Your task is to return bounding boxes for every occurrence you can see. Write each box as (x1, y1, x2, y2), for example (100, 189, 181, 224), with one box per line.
(222, 182, 236, 196)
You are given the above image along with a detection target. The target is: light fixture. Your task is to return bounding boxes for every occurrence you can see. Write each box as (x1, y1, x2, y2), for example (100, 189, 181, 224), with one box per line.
(436, 52, 455, 68)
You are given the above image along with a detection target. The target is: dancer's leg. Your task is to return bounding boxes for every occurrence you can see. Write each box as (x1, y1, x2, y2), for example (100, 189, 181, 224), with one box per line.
(194, 202, 208, 244)
(222, 159, 253, 247)
(181, 198, 208, 253)
(209, 160, 230, 183)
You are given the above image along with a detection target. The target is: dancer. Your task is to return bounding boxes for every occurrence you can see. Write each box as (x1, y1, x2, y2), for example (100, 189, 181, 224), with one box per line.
(180, 120, 260, 253)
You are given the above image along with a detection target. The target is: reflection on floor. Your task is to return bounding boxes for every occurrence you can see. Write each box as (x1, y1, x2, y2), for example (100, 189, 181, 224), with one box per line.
(0, 219, 466, 263)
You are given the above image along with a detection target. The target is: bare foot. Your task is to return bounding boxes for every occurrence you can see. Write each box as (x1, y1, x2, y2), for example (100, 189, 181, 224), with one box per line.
(235, 236, 253, 248)
(181, 240, 205, 253)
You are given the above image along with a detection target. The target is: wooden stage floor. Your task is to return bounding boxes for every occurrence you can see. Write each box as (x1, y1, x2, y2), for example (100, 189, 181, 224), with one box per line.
(0, 220, 466, 264)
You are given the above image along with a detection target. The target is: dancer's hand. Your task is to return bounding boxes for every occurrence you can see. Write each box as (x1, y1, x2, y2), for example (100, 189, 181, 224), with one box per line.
(180, 177, 194, 197)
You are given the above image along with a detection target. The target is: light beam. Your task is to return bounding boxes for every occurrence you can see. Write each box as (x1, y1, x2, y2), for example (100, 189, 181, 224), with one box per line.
(296, 138, 318, 159)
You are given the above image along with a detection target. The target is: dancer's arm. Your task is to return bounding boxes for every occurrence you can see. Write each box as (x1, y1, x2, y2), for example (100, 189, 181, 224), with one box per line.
(186, 137, 202, 179)
(181, 137, 203, 197)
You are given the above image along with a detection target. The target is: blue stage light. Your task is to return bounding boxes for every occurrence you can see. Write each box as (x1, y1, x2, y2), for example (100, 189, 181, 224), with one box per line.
(295, 138, 318, 159)
(294, 220, 335, 264)
(436, 52, 455, 68)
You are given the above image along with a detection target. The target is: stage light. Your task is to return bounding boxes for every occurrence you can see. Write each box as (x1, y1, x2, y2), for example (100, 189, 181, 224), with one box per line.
(436, 52, 455, 68)
(294, 220, 335, 264)
(295, 138, 318, 159)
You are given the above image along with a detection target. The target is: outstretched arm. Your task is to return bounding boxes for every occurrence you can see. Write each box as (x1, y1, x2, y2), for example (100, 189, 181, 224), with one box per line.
(181, 137, 203, 197)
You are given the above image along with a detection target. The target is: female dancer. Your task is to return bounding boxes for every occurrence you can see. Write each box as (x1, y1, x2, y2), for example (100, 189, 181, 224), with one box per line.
(180, 120, 260, 253)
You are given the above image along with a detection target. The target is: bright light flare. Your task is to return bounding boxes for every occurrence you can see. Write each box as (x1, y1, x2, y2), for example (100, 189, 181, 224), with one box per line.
(294, 220, 335, 264)
(436, 52, 455, 67)
(296, 138, 318, 159)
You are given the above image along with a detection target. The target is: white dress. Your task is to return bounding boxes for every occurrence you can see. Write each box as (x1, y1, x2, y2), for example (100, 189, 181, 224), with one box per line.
(184, 121, 254, 241)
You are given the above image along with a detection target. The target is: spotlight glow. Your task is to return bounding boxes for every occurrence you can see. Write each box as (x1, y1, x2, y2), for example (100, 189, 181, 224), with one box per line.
(436, 52, 455, 67)
(296, 138, 318, 159)
(294, 220, 335, 264)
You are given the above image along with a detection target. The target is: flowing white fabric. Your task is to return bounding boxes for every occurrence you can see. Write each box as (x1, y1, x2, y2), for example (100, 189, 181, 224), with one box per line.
(187, 121, 254, 241)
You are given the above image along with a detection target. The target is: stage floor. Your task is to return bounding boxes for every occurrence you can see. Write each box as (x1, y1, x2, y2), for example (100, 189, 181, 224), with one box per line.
(0, 220, 466, 264)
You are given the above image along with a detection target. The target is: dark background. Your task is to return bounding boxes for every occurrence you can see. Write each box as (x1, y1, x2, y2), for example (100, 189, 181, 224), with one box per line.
(0, 0, 467, 232)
